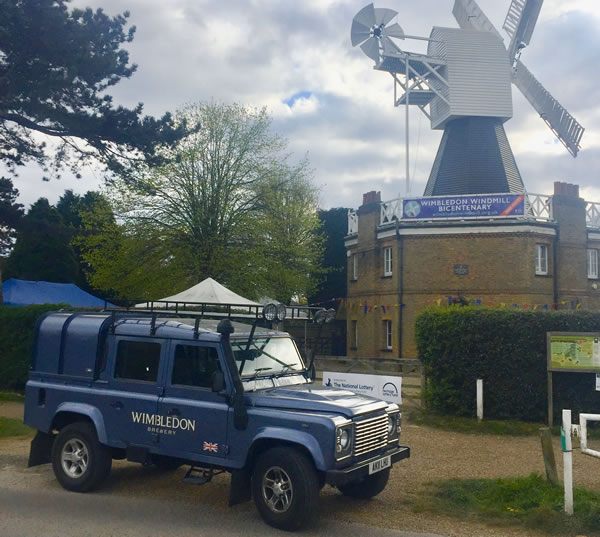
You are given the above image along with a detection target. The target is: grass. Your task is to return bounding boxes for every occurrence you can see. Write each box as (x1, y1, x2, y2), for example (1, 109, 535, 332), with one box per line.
(0, 416, 33, 438)
(0, 391, 24, 403)
(417, 473, 600, 536)
(407, 409, 545, 436)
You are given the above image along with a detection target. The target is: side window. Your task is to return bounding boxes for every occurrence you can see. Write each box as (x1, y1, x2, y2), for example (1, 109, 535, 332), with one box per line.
(535, 244, 548, 275)
(172, 345, 221, 388)
(114, 340, 161, 382)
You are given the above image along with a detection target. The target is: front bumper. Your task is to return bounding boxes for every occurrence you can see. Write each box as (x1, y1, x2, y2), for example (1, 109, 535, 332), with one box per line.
(325, 445, 410, 487)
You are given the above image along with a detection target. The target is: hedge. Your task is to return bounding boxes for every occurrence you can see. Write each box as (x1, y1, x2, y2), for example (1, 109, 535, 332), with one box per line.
(416, 307, 600, 423)
(0, 304, 68, 391)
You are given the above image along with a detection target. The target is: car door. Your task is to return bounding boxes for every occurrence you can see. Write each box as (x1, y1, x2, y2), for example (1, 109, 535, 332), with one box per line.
(103, 336, 166, 448)
(156, 340, 230, 460)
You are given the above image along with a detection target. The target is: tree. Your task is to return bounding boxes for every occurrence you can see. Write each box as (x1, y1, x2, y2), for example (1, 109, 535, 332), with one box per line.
(4, 198, 80, 282)
(0, 177, 24, 256)
(0, 0, 186, 179)
(308, 208, 349, 306)
(79, 102, 323, 301)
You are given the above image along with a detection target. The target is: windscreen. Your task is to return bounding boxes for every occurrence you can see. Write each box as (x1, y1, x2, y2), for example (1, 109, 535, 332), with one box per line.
(231, 337, 305, 378)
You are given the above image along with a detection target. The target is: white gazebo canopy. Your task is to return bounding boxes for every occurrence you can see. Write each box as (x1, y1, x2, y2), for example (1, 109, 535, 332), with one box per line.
(135, 277, 260, 308)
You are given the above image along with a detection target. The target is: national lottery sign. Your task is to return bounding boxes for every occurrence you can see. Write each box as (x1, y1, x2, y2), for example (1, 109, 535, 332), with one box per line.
(402, 193, 525, 220)
(323, 372, 402, 404)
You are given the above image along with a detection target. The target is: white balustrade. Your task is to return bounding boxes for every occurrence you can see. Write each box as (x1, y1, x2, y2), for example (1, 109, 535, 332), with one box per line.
(587, 202, 600, 229)
(380, 198, 403, 226)
(347, 209, 358, 235)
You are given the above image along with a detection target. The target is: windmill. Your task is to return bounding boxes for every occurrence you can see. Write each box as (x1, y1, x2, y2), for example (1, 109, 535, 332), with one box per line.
(351, 0, 585, 196)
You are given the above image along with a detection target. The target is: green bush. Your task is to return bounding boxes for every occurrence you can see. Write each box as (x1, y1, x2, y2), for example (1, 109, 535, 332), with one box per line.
(416, 307, 600, 423)
(0, 304, 68, 391)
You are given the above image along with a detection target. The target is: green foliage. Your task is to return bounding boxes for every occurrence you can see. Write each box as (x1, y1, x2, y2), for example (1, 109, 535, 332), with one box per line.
(421, 474, 600, 535)
(308, 208, 349, 306)
(0, 417, 33, 438)
(416, 307, 600, 422)
(0, 177, 24, 256)
(0, 391, 25, 402)
(0, 0, 185, 179)
(78, 102, 324, 302)
(4, 198, 80, 283)
(0, 304, 67, 391)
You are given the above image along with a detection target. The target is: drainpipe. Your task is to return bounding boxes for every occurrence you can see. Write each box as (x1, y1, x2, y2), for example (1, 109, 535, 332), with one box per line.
(396, 219, 404, 358)
(553, 227, 559, 307)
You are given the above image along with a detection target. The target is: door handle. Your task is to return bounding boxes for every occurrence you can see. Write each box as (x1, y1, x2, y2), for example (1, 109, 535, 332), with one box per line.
(167, 407, 180, 416)
(110, 401, 123, 410)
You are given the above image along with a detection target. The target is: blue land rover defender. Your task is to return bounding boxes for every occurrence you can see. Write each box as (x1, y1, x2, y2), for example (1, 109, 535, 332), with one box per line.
(24, 311, 410, 530)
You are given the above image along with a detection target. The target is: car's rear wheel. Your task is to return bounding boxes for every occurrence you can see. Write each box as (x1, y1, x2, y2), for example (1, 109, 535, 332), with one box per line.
(252, 447, 320, 531)
(338, 468, 390, 499)
(51, 422, 112, 492)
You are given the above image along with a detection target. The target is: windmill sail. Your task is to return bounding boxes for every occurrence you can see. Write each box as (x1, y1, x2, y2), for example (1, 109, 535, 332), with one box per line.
(513, 60, 584, 157)
(452, 0, 503, 41)
(503, 0, 544, 62)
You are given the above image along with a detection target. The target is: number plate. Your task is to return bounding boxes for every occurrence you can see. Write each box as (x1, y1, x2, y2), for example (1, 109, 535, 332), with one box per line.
(368, 455, 391, 475)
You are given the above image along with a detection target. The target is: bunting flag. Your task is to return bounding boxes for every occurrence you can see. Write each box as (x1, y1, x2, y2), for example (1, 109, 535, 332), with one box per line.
(344, 297, 586, 313)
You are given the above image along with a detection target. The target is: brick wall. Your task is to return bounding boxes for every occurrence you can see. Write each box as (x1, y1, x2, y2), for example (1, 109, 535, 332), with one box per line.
(345, 183, 600, 359)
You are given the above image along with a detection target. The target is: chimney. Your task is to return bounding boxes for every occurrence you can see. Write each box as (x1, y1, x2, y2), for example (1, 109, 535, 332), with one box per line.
(361, 191, 381, 207)
(554, 181, 580, 198)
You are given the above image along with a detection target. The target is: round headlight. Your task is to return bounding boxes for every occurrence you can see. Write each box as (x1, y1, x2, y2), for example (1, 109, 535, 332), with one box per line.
(387, 415, 395, 436)
(339, 429, 350, 450)
(262, 303, 278, 321)
(276, 303, 287, 321)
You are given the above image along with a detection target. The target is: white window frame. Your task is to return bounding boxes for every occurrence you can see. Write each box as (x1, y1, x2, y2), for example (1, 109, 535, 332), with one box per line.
(383, 246, 393, 276)
(588, 249, 599, 279)
(535, 244, 548, 276)
(351, 320, 358, 348)
(385, 320, 393, 350)
(352, 254, 358, 280)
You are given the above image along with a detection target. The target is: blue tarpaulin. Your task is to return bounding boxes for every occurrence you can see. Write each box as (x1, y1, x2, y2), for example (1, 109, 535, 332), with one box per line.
(1, 279, 113, 308)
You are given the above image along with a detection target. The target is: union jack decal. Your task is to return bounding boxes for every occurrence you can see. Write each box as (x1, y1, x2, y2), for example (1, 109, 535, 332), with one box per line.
(203, 441, 218, 453)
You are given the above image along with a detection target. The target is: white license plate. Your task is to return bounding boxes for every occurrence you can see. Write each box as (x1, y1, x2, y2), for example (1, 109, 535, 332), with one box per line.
(368, 455, 391, 475)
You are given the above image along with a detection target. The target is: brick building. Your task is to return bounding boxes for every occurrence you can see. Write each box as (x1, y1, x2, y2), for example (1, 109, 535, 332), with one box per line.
(344, 183, 600, 359)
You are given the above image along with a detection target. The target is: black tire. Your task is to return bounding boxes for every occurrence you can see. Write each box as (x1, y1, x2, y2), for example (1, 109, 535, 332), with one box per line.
(51, 422, 112, 492)
(338, 468, 390, 499)
(252, 447, 320, 531)
(151, 455, 182, 471)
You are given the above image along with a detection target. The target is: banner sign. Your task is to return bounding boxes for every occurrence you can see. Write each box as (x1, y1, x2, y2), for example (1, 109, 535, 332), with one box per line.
(547, 333, 600, 372)
(323, 372, 402, 404)
(402, 193, 525, 220)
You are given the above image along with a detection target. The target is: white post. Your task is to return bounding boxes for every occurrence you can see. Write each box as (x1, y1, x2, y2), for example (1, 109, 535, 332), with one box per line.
(476, 379, 483, 422)
(562, 409, 574, 515)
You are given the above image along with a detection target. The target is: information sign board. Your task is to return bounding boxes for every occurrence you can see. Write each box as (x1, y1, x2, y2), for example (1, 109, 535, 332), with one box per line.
(547, 333, 600, 372)
(402, 193, 524, 220)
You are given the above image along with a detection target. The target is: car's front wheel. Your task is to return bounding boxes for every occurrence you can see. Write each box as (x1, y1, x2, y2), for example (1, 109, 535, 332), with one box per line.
(51, 422, 112, 492)
(252, 447, 320, 531)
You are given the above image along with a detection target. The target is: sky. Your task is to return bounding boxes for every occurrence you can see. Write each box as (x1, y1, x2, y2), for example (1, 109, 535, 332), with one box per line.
(8, 0, 600, 211)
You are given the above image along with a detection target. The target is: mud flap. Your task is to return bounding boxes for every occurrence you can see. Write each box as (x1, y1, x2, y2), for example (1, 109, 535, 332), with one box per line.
(28, 431, 55, 467)
(228, 468, 252, 506)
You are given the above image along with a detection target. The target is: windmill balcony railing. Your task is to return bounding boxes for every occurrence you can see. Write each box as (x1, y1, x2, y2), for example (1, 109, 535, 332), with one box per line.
(346, 193, 600, 235)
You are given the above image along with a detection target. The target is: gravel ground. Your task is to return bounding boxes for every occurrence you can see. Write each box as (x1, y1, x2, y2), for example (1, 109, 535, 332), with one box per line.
(1, 410, 599, 537)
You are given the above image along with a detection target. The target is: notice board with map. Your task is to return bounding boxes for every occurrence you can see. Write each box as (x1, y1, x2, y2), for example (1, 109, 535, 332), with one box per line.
(547, 332, 600, 372)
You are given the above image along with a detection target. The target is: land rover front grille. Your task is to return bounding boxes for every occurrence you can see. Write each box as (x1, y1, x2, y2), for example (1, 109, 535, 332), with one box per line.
(354, 414, 388, 457)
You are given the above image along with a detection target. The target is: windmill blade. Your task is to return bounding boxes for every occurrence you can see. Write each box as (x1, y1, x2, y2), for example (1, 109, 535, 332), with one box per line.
(351, 19, 371, 46)
(353, 4, 376, 29)
(361, 37, 381, 62)
(513, 60, 584, 157)
(384, 23, 405, 39)
(503, 0, 544, 62)
(452, 0, 503, 42)
(374, 7, 397, 25)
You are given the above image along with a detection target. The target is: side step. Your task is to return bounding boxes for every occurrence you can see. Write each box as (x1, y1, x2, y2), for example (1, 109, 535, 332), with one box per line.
(183, 466, 223, 485)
